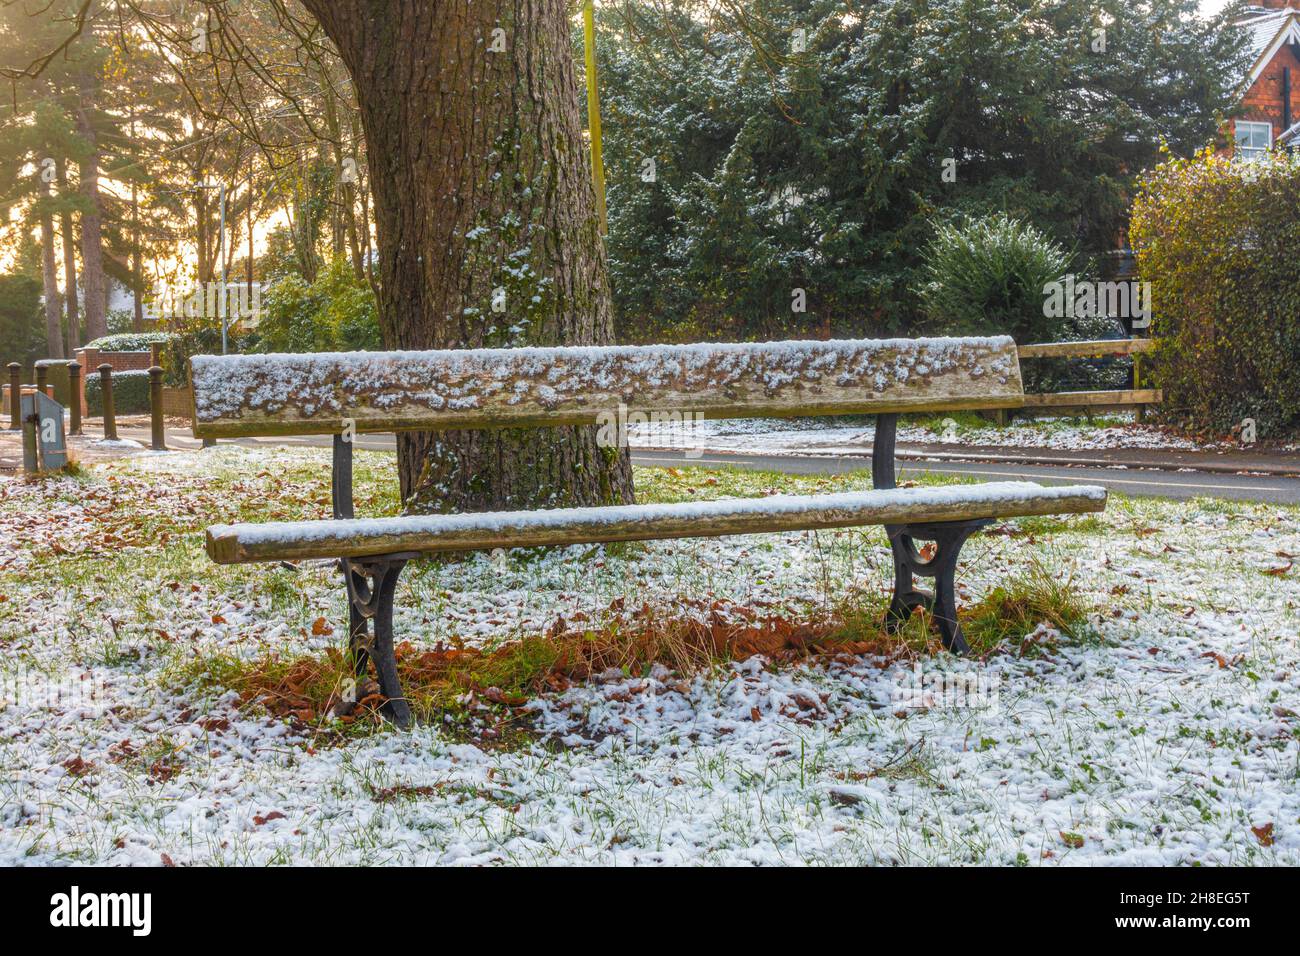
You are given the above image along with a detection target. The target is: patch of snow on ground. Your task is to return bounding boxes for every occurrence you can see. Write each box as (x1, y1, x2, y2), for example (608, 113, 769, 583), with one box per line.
(628, 414, 1219, 456)
(0, 447, 1297, 865)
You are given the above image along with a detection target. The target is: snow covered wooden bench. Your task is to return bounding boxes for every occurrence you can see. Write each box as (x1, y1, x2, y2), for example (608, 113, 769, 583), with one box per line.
(191, 337, 1106, 727)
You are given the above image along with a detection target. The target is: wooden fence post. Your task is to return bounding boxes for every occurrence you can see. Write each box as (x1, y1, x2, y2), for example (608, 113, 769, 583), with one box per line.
(35, 363, 48, 399)
(98, 364, 118, 441)
(1133, 354, 1145, 424)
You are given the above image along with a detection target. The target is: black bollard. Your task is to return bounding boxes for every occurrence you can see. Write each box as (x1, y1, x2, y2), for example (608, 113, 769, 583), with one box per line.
(67, 362, 82, 435)
(149, 366, 166, 451)
(98, 364, 118, 441)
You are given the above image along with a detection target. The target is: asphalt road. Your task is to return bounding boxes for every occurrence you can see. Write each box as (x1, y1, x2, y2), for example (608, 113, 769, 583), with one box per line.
(128, 425, 1300, 505)
(630, 449, 1300, 505)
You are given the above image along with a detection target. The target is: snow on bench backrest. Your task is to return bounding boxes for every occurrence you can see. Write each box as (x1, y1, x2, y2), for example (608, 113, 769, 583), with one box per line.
(189, 336, 1024, 438)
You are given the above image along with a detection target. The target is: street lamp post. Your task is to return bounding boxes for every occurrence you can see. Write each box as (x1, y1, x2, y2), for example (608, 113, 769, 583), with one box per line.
(218, 181, 228, 354)
(583, 0, 607, 237)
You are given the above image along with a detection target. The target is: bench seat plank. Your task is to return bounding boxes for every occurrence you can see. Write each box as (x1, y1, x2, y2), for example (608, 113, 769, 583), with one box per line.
(190, 336, 1024, 438)
(206, 481, 1106, 564)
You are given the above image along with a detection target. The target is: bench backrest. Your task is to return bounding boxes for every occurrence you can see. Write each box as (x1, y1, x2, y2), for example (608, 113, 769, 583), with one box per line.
(189, 336, 1024, 439)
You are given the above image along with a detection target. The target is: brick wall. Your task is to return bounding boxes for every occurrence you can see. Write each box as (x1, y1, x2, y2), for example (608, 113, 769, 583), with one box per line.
(71, 346, 160, 416)
(1240, 39, 1300, 142)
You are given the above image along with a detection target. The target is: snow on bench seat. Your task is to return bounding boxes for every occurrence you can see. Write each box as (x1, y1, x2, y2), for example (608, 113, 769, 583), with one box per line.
(206, 481, 1107, 564)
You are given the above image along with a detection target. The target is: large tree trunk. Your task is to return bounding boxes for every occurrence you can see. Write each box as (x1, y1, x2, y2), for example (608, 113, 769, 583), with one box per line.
(57, 159, 79, 354)
(300, 0, 633, 513)
(39, 206, 64, 359)
(76, 97, 107, 343)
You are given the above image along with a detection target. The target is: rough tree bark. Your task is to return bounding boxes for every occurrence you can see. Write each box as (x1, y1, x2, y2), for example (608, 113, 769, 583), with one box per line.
(56, 158, 79, 354)
(298, 0, 633, 512)
(76, 84, 107, 343)
(39, 206, 64, 359)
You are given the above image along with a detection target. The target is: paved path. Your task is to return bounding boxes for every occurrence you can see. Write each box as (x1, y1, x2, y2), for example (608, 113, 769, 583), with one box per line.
(885, 441, 1300, 477)
(630, 449, 1300, 505)
(7, 422, 1299, 505)
(155, 426, 1300, 505)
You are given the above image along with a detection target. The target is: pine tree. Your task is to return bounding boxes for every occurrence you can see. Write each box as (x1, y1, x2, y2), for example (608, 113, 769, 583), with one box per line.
(0, 101, 79, 358)
(598, 0, 1248, 340)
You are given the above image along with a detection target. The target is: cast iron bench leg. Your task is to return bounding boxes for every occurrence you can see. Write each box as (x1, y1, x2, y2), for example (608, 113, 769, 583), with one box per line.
(885, 520, 991, 654)
(886, 530, 935, 624)
(872, 412, 991, 654)
(343, 563, 372, 687)
(342, 555, 415, 728)
(331, 434, 413, 728)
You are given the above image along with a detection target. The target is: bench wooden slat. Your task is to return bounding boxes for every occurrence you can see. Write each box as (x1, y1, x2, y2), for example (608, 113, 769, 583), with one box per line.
(190, 336, 1024, 438)
(206, 481, 1106, 564)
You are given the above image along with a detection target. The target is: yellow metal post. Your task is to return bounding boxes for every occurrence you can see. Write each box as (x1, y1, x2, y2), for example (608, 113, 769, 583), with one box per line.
(583, 0, 608, 236)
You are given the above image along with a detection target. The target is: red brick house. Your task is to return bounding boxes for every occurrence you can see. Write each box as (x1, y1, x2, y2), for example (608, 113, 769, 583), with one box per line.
(1233, 1, 1300, 156)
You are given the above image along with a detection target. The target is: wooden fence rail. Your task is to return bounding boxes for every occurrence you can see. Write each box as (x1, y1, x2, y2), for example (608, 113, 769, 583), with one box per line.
(1015, 338, 1159, 422)
(1018, 338, 1156, 360)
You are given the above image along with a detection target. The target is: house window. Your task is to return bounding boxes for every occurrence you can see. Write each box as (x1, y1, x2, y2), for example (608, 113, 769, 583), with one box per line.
(1236, 121, 1273, 162)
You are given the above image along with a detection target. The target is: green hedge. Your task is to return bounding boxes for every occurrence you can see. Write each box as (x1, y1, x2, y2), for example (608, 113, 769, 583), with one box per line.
(150, 261, 379, 387)
(1131, 149, 1300, 438)
(159, 321, 235, 387)
(32, 361, 72, 406)
(86, 369, 151, 416)
(252, 258, 381, 354)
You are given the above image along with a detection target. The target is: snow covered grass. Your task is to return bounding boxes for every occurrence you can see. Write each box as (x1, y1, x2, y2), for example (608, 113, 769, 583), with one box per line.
(1, 446, 1298, 865)
(175, 558, 1092, 744)
(628, 411, 1230, 455)
(904, 411, 1206, 450)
